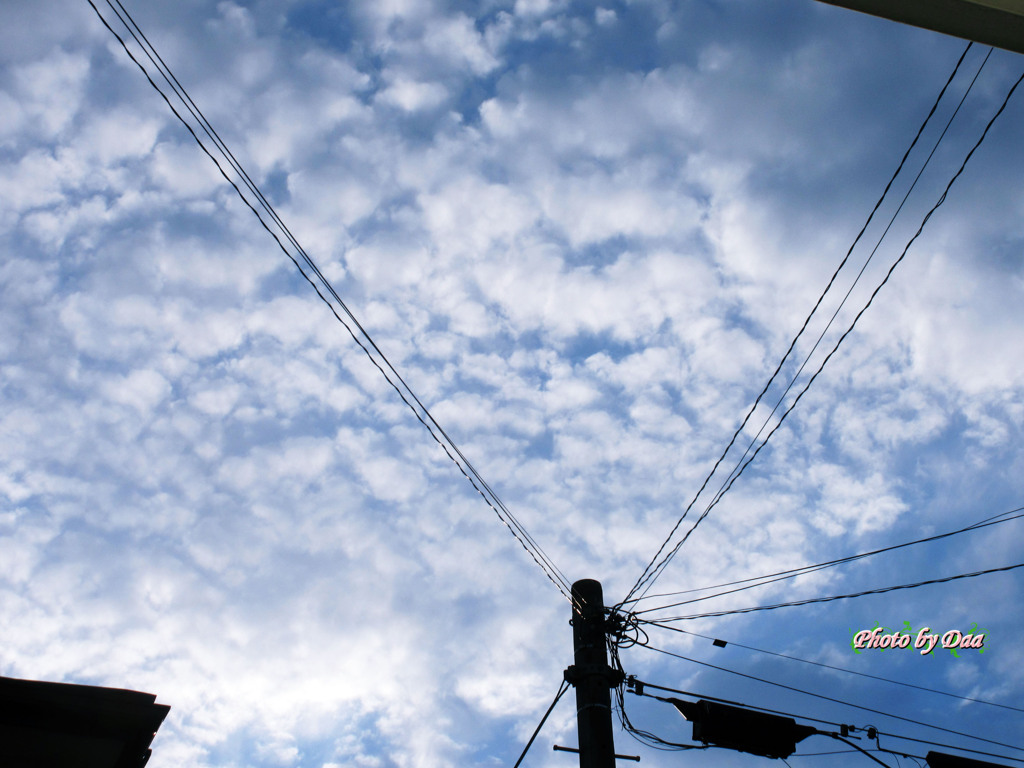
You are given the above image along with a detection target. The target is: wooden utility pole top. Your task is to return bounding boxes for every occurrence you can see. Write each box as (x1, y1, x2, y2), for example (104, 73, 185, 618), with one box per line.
(814, 0, 1024, 56)
(568, 579, 618, 768)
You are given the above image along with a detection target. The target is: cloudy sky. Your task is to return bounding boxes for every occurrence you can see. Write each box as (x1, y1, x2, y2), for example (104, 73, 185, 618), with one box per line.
(2, 0, 1023, 766)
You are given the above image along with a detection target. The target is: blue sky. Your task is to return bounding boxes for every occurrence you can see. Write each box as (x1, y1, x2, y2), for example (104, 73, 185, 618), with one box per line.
(2, 1, 1023, 766)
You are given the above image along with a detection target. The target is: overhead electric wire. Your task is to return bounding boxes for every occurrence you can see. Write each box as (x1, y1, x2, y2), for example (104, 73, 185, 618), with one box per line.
(790, 750, 876, 757)
(834, 736, 894, 768)
(512, 680, 569, 768)
(88, 0, 575, 602)
(610, 642, 703, 752)
(639, 561, 1024, 621)
(632, 681, 1019, 768)
(623, 42, 977, 605)
(654, 47, 995, 577)
(631, 677, 1024, 765)
(92, 0, 575, 604)
(632, 52, 1023, 604)
(639, 625, 1024, 714)
(633, 644, 1024, 758)
(700, 57, 1024, 506)
(623, 506, 1024, 607)
(630, 678, 848, 731)
(629, 506, 1024, 615)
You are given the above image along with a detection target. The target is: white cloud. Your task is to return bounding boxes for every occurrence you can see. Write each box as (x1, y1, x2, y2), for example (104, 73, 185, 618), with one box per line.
(595, 8, 617, 28)
(378, 78, 448, 112)
(12, 49, 90, 139)
(423, 13, 499, 76)
(103, 368, 171, 414)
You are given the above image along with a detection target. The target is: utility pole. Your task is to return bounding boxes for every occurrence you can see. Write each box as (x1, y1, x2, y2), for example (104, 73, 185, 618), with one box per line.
(568, 579, 618, 768)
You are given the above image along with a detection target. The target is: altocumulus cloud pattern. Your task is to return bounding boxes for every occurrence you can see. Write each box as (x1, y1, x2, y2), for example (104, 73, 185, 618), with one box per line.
(1, 1, 1023, 767)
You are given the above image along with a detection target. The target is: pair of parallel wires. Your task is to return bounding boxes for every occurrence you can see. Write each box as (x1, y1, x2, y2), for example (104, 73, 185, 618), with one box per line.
(87, 0, 576, 604)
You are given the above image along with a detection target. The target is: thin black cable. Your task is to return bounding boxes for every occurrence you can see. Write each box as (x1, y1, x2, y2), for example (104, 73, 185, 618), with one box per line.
(96, 0, 576, 604)
(96, 0, 576, 609)
(874, 732, 1024, 765)
(973, 507, 1023, 525)
(790, 750, 866, 757)
(512, 680, 569, 768)
(633, 678, 1024, 765)
(632, 507, 1024, 614)
(610, 635, 701, 751)
(634, 676, 1024, 760)
(625, 506, 1024, 607)
(633, 681, 847, 731)
(834, 735, 894, 768)
(639, 59, 1024, 598)
(640, 561, 1024, 621)
(658, 46, 995, 581)
(641, 625, 1024, 714)
(622, 41, 976, 605)
(872, 733, 1024, 768)
(89, 0, 575, 602)
(639, 695, 831, 764)
(633, 645, 1024, 756)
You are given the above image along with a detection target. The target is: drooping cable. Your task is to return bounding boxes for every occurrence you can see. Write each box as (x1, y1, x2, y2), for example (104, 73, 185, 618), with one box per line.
(625, 507, 1024, 607)
(628, 677, 1024, 764)
(629, 679, 847, 731)
(833, 735, 895, 768)
(630, 507, 1024, 615)
(633, 644, 1024, 757)
(639, 625, 1024, 714)
(639, 561, 1024, 621)
(790, 750, 878, 757)
(87, 0, 575, 602)
(609, 637, 702, 751)
(623, 42, 976, 605)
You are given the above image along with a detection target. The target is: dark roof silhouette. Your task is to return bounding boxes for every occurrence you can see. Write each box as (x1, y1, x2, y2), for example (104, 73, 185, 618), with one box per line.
(0, 675, 169, 767)
(815, 0, 1024, 55)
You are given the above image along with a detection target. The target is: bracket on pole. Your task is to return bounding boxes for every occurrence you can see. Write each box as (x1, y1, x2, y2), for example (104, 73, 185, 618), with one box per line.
(553, 745, 641, 762)
(564, 664, 625, 689)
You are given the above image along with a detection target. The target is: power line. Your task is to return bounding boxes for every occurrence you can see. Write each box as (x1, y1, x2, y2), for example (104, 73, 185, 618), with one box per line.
(639, 561, 1024, 621)
(632, 644, 1024, 758)
(623, 41, 977, 604)
(629, 678, 848, 731)
(639, 625, 1024, 714)
(512, 680, 570, 768)
(629, 507, 1024, 614)
(624, 507, 1024, 605)
(634, 54, 1023, 604)
(679, 55, 1024, 552)
(609, 638, 702, 752)
(659, 46, 994, 574)
(87, 0, 575, 603)
(834, 735, 895, 768)
(635, 675, 1022, 765)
